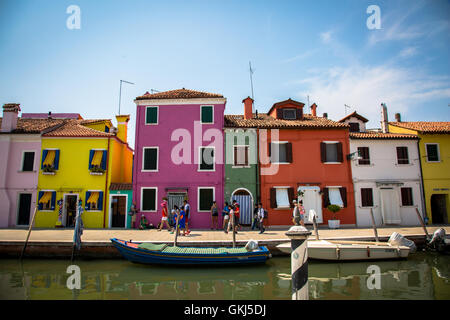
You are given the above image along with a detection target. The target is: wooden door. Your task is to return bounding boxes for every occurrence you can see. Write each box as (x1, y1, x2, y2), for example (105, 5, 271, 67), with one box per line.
(112, 196, 126, 228)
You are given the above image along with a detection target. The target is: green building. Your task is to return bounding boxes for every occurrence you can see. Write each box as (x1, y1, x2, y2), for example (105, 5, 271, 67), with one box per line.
(108, 183, 134, 228)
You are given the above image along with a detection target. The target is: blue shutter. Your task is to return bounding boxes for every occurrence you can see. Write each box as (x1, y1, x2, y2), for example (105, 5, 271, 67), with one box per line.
(41, 150, 48, 169)
(38, 191, 44, 210)
(51, 192, 56, 210)
(54, 150, 60, 170)
(88, 150, 94, 169)
(101, 151, 107, 170)
(85, 191, 91, 210)
(98, 192, 104, 211)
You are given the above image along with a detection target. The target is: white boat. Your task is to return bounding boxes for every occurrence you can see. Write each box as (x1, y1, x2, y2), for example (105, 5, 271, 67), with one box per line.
(277, 239, 410, 261)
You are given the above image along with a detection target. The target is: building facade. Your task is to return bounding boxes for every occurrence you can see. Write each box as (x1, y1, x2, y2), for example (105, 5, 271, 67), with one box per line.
(132, 89, 226, 229)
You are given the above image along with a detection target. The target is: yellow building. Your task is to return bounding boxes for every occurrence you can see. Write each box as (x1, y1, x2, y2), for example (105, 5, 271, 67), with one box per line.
(35, 115, 133, 228)
(389, 120, 449, 224)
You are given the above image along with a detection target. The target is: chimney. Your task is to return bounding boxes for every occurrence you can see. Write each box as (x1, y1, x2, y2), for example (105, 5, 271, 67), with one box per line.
(323, 112, 328, 119)
(395, 113, 401, 122)
(381, 103, 389, 133)
(1, 103, 21, 132)
(310, 103, 317, 117)
(243, 96, 254, 120)
(115, 115, 130, 143)
(48, 111, 52, 119)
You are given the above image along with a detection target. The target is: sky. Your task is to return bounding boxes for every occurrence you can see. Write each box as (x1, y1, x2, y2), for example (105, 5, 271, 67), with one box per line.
(1, 0, 449, 148)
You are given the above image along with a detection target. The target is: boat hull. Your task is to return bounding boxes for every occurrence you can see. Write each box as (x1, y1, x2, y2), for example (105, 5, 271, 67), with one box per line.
(277, 240, 410, 261)
(111, 238, 271, 265)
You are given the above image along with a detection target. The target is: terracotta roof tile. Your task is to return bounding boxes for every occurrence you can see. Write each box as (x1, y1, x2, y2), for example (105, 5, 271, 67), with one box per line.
(350, 131, 419, 139)
(110, 183, 132, 191)
(135, 88, 224, 100)
(389, 121, 450, 134)
(0, 118, 67, 134)
(42, 120, 114, 137)
(338, 111, 369, 123)
(224, 114, 348, 129)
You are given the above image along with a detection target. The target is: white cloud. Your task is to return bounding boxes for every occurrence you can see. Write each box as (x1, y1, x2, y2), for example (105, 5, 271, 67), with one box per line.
(399, 46, 418, 58)
(295, 64, 450, 127)
(320, 31, 332, 43)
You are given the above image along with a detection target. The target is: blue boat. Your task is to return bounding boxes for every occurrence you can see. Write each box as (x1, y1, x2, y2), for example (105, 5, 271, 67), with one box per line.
(110, 238, 271, 265)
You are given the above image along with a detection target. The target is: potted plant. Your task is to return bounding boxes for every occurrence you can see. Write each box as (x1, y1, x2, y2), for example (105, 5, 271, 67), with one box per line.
(42, 165, 56, 175)
(327, 204, 341, 229)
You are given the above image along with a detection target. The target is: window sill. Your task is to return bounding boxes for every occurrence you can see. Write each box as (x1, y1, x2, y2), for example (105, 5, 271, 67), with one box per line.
(271, 162, 291, 165)
(19, 170, 37, 173)
(232, 165, 251, 168)
(145, 123, 158, 125)
(324, 162, 342, 164)
(274, 207, 291, 210)
(197, 170, 216, 172)
(141, 170, 158, 173)
(89, 172, 105, 176)
(42, 172, 56, 175)
(355, 163, 373, 167)
(395, 163, 412, 166)
(426, 160, 441, 163)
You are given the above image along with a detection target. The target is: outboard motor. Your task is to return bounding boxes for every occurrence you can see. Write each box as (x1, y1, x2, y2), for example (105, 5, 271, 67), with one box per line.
(388, 232, 417, 253)
(245, 240, 259, 251)
(427, 228, 447, 253)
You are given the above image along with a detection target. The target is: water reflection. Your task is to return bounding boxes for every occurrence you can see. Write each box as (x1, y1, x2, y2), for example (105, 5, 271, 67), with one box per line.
(0, 252, 448, 300)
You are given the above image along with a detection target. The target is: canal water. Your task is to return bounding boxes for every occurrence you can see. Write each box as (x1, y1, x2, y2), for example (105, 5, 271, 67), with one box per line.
(0, 252, 448, 300)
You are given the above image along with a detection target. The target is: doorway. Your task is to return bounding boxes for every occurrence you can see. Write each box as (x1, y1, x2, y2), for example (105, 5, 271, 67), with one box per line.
(298, 186, 323, 223)
(17, 193, 32, 226)
(379, 188, 401, 224)
(231, 189, 253, 225)
(431, 194, 448, 224)
(111, 195, 127, 228)
(64, 195, 78, 227)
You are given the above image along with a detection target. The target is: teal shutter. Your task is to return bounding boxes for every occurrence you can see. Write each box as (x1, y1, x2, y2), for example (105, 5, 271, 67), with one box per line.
(146, 107, 158, 124)
(101, 151, 107, 170)
(85, 191, 91, 210)
(98, 192, 103, 211)
(88, 150, 94, 169)
(201, 106, 213, 123)
(38, 191, 44, 210)
(51, 192, 56, 210)
(41, 150, 48, 169)
(54, 150, 60, 170)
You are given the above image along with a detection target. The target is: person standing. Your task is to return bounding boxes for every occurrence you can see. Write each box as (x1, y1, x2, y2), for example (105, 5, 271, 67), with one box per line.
(232, 200, 240, 232)
(210, 201, 219, 230)
(251, 203, 260, 230)
(292, 199, 300, 226)
(129, 202, 138, 229)
(297, 200, 306, 227)
(158, 197, 172, 231)
(183, 200, 191, 235)
(222, 201, 230, 232)
(257, 202, 265, 234)
(226, 204, 234, 234)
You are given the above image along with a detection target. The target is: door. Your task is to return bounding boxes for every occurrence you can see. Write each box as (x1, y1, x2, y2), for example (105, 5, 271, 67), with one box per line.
(17, 193, 32, 225)
(168, 193, 186, 213)
(111, 195, 126, 228)
(380, 188, 401, 224)
(431, 194, 448, 224)
(298, 186, 323, 223)
(65, 195, 78, 227)
(232, 189, 253, 225)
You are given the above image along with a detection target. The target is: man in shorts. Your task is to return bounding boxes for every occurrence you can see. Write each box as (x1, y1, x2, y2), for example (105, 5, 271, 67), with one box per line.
(183, 200, 191, 235)
(158, 198, 172, 231)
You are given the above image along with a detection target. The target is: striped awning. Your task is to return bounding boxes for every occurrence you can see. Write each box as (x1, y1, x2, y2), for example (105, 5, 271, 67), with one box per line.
(43, 150, 56, 166)
(87, 192, 99, 204)
(91, 151, 103, 166)
(39, 192, 52, 203)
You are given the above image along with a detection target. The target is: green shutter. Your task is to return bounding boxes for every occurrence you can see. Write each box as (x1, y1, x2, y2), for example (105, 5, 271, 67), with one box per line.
(199, 188, 213, 211)
(146, 107, 158, 124)
(201, 106, 213, 123)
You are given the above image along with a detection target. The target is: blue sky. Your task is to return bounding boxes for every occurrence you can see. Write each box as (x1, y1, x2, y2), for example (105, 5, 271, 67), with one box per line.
(1, 0, 449, 148)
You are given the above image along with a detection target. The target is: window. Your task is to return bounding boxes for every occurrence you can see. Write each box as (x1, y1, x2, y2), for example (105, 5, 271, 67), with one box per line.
(396, 147, 409, 164)
(142, 147, 158, 171)
(41, 149, 60, 171)
(85, 191, 103, 211)
(89, 150, 107, 171)
(199, 147, 215, 171)
(233, 146, 249, 166)
(361, 188, 374, 207)
(201, 106, 213, 124)
(270, 142, 292, 163)
(357, 147, 370, 165)
(270, 187, 295, 208)
(401, 188, 413, 206)
(141, 188, 157, 211)
(320, 142, 343, 163)
(323, 187, 347, 208)
(198, 187, 214, 211)
(426, 144, 440, 162)
(349, 122, 360, 132)
(38, 191, 56, 211)
(283, 109, 297, 120)
(145, 106, 158, 125)
(22, 151, 35, 171)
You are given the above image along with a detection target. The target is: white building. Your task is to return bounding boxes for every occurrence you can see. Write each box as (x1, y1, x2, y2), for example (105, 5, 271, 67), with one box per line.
(339, 109, 424, 227)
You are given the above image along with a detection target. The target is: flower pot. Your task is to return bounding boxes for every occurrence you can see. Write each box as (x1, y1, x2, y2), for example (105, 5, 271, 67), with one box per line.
(328, 219, 340, 229)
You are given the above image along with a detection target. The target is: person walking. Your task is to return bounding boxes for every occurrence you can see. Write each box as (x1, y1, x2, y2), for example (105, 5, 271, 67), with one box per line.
(297, 200, 306, 227)
(257, 202, 265, 234)
(222, 201, 230, 232)
(251, 203, 259, 230)
(183, 200, 191, 235)
(129, 202, 138, 228)
(292, 199, 300, 226)
(210, 201, 219, 230)
(158, 197, 172, 231)
(232, 200, 240, 232)
(226, 204, 234, 234)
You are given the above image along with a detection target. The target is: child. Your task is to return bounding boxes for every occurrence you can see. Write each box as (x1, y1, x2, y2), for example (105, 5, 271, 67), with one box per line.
(222, 201, 230, 232)
(158, 198, 172, 231)
(173, 206, 186, 236)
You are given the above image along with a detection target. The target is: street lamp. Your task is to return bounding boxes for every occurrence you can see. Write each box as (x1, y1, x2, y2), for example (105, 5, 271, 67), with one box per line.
(118, 80, 135, 115)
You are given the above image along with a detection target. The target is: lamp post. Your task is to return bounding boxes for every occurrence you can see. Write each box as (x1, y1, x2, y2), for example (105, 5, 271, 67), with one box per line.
(118, 80, 134, 115)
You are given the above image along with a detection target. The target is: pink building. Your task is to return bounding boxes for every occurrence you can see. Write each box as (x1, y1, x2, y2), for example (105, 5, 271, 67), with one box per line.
(132, 89, 226, 229)
(0, 104, 65, 227)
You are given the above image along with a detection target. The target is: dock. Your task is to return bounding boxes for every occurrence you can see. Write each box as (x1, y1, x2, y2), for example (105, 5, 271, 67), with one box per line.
(1, 225, 449, 258)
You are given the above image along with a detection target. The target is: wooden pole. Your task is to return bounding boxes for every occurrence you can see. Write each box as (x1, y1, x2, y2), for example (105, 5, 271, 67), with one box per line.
(369, 208, 379, 242)
(20, 206, 37, 260)
(312, 214, 319, 240)
(415, 208, 429, 238)
(173, 211, 180, 247)
(232, 213, 236, 248)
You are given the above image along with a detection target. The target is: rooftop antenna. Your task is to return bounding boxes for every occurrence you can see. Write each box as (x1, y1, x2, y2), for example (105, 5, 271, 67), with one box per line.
(344, 104, 351, 115)
(151, 89, 160, 94)
(249, 61, 255, 112)
(118, 80, 135, 115)
(307, 95, 310, 109)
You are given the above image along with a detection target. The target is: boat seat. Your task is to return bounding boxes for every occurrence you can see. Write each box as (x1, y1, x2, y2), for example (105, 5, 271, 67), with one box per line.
(137, 243, 168, 252)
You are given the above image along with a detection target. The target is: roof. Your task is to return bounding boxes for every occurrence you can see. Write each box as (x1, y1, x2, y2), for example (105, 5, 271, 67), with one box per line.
(224, 113, 348, 129)
(267, 98, 305, 115)
(388, 121, 450, 134)
(349, 131, 419, 140)
(22, 113, 82, 120)
(0, 118, 67, 134)
(42, 119, 114, 137)
(135, 88, 224, 101)
(109, 183, 132, 191)
(338, 111, 369, 123)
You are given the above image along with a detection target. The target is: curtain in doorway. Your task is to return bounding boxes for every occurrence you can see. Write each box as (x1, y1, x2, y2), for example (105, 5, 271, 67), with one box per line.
(380, 188, 401, 224)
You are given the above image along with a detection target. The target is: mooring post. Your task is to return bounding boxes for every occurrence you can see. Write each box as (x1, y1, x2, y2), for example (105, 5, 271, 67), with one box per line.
(285, 225, 312, 300)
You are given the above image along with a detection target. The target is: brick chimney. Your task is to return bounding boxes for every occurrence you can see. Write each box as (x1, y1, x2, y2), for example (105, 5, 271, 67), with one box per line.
(381, 103, 389, 133)
(323, 113, 328, 119)
(115, 115, 130, 143)
(395, 113, 401, 122)
(310, 103, 317, 117)
(1, 103, 21, 132)
(243, 96, 254, 120)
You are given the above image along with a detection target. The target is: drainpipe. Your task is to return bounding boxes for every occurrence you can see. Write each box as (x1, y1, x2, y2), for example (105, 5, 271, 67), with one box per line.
(103, 137, 111, 228)
(416, 137, 427, 223)
(255, 127, 260, 204)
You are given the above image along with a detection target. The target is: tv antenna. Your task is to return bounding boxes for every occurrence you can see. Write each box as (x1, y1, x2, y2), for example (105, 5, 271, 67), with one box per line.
(249, 61, 255, 112)
(118, 80, 134, 115)
(344, 104, 352, 115)
(151, 89, 160, 94)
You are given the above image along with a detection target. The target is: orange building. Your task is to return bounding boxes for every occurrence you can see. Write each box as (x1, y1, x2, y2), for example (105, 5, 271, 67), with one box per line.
(226, 99, 355, 226)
